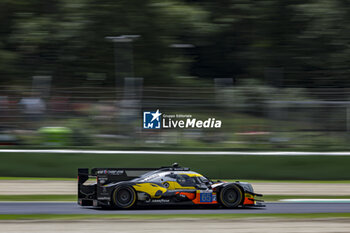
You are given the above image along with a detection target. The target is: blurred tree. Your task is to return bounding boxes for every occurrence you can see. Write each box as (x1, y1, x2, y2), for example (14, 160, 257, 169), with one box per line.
(188, 0, 350, 88)
(9, 0, 95, 86)
(0, 0, 23, 82)
(2, 0, 213, 86)
(291, 0, 350, 87)
(0, 0, 350, 88)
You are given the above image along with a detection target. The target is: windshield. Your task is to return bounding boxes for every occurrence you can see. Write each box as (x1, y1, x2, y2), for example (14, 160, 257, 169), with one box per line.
(176, 174, 211, 186)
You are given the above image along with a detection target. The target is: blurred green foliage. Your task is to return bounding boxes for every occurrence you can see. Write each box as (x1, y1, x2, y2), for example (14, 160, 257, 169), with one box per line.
(0, 0, 349, 87)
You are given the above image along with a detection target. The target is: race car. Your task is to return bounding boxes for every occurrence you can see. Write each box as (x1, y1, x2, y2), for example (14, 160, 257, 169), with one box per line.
(78, 163, 264, 209)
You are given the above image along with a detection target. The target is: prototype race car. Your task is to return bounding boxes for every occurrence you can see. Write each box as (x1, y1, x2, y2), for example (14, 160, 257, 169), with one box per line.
(78, 163, 264, 209)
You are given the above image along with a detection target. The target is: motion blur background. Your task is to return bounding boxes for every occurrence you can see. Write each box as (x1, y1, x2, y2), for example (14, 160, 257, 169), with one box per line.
(1, 0, 350, 152)
(2, 5, 350, 231)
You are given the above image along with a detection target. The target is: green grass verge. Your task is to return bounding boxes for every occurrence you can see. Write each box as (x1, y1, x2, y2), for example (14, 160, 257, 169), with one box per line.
(1, 195, 350, 202)
(0, 213, 350, 220)
(1, 153, 350, 179)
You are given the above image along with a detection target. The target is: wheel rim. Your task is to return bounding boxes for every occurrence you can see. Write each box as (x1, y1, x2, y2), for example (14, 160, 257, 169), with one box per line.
(220, 186, 242, 208)
(223, 189, 238, 203)
(115, 187, 135, 208)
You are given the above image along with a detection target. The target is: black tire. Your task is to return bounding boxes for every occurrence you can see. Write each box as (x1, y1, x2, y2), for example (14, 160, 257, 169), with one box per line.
(112, 186, 137, 209)
(218, 184, 243, 208)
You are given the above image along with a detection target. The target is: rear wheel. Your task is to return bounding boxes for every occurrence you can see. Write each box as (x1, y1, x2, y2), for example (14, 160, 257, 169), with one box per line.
(112, 186, 137, 209)
(218, 184, 243, 208)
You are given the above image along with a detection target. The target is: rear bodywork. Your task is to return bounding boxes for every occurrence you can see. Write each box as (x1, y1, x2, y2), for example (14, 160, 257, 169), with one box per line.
(78, 166, 264, 208)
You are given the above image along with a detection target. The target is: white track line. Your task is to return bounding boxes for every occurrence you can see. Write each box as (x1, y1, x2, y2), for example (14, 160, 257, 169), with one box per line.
(1, 149, 350, 156)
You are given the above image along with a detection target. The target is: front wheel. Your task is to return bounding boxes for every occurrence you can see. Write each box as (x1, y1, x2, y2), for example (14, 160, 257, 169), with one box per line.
(112, 186, 137, 209)
(218, 184, 243, 208)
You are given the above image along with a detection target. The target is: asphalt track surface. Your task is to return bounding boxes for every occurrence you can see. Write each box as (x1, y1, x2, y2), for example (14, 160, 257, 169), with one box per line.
(1, 202, 350, 214)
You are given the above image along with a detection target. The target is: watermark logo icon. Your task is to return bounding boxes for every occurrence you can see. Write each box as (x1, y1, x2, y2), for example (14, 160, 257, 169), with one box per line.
(143, 109, 162, 129)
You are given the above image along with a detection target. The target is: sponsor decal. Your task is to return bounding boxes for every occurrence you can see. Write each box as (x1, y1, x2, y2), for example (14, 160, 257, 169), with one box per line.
(172, 167, 190, 171)
(143, 109, 222, 129)
(98, 177, 108, 184)
(199, 190, 213, 203)
(97, 170, 125, 175)
(151, 199, 170, 203)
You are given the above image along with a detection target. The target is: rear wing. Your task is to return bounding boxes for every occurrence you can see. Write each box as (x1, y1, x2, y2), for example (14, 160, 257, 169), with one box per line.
(78, 168, 156, 185)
